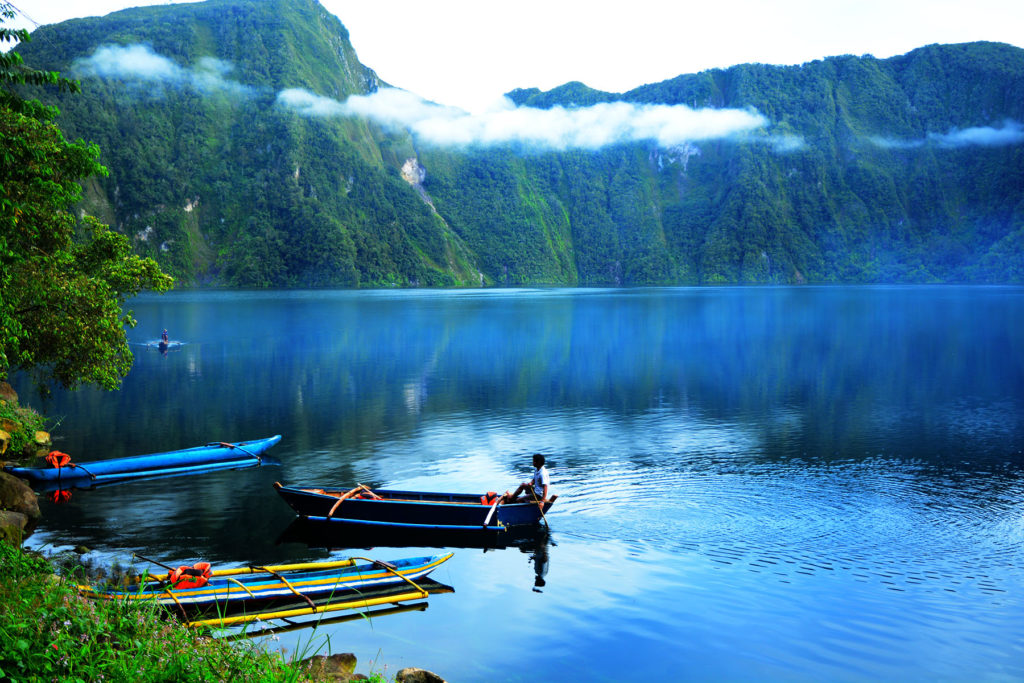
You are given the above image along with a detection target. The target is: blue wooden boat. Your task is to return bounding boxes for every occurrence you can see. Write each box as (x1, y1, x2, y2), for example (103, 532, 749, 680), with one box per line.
(3, 436, 282, 486)
(79, 553, 452, 609)
(274, 482, 556, 530)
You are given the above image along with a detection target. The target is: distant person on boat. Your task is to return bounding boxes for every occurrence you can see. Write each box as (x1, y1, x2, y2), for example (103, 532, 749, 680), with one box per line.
(161, 329, 169, 344)
(503, 453, 550, 504)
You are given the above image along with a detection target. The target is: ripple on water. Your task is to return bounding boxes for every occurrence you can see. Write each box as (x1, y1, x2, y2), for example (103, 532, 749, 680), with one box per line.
(556, 454, 1024, 598)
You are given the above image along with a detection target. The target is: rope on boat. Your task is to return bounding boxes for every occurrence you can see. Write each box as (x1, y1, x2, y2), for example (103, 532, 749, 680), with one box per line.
(252, 566, 316, 610)
(218, 441, 262, 465)
(326, 484, 374, 519)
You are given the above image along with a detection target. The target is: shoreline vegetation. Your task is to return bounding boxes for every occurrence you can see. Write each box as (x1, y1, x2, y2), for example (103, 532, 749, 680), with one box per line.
(0, 389, 443, 683)
(0, 539, 427, 682)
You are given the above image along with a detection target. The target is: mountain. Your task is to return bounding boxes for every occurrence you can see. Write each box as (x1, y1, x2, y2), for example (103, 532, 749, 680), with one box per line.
(16, 0, 1024, 286)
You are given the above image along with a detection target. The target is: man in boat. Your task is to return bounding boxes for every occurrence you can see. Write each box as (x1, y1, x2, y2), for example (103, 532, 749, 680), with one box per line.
(503, 453, 550, 504)
(161, 329, 169, 344)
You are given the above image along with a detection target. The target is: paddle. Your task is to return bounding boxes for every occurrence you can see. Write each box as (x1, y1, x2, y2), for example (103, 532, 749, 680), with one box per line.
(133, 552, 176, 573)
(529, 489, 550, 530)
(483, 496, 501, 528)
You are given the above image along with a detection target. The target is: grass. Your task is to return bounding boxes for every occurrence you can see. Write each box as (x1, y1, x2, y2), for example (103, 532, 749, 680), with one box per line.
(0, 540, 393, 682)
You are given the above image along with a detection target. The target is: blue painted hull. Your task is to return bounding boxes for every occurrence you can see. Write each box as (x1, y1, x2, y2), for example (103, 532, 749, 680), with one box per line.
(4, 435, 282, 485)
(274, 483, 555, 529)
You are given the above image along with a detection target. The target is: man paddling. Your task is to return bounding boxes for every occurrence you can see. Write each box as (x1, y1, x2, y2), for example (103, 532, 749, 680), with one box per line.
(503, 453, 550, 505)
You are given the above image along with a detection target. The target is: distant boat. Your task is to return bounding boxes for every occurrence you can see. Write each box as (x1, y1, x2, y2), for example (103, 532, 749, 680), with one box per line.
(3, 436, 282, 486)
(274, 482, 557, 531)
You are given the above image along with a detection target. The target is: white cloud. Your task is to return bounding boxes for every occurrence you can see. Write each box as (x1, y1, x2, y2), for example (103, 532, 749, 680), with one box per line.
(72, 44, 253, 97)
(868, 120, 1024, 149)
(73, 44, 184, 81)
(928, 120, 1024, 147)
(277, 87, 774, 150)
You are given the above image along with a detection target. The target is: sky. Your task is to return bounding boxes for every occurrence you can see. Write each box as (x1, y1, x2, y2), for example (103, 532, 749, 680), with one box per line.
(8, 0, 1024, 114)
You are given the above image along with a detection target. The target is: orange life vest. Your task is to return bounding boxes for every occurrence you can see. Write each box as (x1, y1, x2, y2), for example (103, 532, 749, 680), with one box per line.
(480, 491, 500, 506)
(45, 451, 72, 468)
(167, 562, 212, 589)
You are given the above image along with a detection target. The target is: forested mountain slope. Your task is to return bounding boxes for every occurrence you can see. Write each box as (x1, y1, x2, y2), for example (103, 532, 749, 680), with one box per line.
(18, 0, 1024, 285)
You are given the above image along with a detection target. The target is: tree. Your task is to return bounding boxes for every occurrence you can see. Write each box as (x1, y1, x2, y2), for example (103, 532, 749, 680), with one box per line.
(0, 4, 173, 392)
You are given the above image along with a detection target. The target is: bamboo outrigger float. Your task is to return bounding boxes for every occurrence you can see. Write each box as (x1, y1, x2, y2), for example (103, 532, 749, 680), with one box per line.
(79, 553, 454, 627)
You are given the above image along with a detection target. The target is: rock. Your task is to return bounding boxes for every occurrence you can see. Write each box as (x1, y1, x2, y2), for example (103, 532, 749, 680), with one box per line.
(0, 381, 17, 403)
(396, 668, 447, 683)
(0, 429, 9, 456)
(0, 471, 40, 528)
(34, 431, 51, 447)
(0, 510, 28, 544)
(302, 653, 361, 680)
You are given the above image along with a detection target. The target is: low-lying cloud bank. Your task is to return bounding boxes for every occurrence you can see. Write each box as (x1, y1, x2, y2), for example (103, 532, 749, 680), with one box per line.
(277, 87, 778, 150)
(869, 120, 1024, 149)
(73, 43, 797, 151)
(72, 44, 253, 97)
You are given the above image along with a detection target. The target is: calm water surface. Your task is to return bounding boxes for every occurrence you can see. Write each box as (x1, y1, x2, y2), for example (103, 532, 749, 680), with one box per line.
(21, 286, 1024, 681)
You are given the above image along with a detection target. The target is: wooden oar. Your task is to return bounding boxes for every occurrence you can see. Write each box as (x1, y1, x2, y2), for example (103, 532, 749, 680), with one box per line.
(133, 552, 176, 573)
(483, 497, 501, 528)
(529, 490, 550, 530)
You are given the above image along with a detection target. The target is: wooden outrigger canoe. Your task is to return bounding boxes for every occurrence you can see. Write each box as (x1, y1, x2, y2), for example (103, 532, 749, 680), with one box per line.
(274, 482, 556, 531)
(86, 552, 454, 626)
(3, 436, 282, 487)
(78, 553, 453, 614)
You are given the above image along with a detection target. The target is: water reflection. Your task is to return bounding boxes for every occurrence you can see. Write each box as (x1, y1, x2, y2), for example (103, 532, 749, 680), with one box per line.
(14, 286, 1024, 682)
(276, 518, 556, 591)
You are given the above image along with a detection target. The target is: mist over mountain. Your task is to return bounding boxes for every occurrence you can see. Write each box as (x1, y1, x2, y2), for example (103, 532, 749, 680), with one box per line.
(17, 0, 1024, 286)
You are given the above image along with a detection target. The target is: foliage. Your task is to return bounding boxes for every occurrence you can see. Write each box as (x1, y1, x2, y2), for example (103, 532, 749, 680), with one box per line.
(0, 396, 46, 457)
(13, 0, 1024, 287)
(0, 8, 173, 392)
(0, 540, 326, 682)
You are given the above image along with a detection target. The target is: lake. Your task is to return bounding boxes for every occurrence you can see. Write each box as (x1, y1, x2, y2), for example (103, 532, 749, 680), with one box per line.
(20, 286, 1024, 681)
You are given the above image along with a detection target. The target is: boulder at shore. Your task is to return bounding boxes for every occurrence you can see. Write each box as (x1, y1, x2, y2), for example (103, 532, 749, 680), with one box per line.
(0, 471, 40, 543)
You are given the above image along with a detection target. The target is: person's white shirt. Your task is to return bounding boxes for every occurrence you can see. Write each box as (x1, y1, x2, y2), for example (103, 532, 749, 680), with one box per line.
(532, 465, 550, 498)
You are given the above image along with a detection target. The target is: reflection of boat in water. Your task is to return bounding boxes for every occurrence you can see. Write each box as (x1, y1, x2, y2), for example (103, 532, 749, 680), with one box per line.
(223, 579, 454, 640)
(277, 515, 549, 551)
(148, 340, 184, 350)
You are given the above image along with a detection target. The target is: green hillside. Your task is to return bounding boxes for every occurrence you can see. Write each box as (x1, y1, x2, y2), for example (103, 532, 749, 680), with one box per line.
(17, 0, 1024, 285)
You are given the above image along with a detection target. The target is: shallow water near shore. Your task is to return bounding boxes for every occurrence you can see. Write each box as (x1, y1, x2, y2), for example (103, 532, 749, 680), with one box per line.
(20, 285, 1024, 681)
